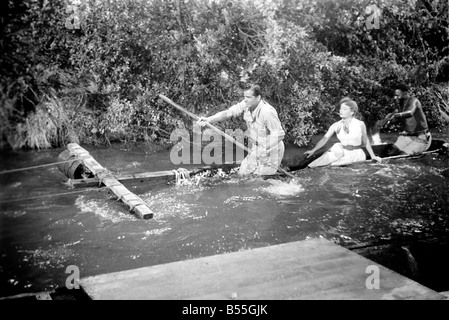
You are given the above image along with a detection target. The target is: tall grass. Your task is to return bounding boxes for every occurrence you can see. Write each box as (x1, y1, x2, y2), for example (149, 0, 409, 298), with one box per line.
(5, 94, 79, 149)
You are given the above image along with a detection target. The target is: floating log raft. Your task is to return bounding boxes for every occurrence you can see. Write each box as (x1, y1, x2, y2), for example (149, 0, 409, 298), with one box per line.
(67, 163, 241, 188)
(62, 143, 153, 219)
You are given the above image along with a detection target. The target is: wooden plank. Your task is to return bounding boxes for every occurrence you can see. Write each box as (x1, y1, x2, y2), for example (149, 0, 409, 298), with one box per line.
(66, 143, 153, 219)
(0, 290, 55, 300)
(80, 238, 445, 300)
(35, 292, 53, 300)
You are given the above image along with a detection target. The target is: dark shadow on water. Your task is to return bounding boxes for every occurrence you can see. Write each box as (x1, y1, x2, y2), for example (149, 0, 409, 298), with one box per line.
(354, 237, 449, 292)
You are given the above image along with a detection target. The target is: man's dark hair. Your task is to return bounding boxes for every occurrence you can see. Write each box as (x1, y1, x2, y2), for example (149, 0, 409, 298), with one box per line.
(246, 84, 262, 97)
(394, 83, 409, 92)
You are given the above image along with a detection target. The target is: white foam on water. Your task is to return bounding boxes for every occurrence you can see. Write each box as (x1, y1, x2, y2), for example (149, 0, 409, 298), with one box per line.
(18, 246, 75, 269)
(259, 179, 305, 197)
(391, 218, 426, 233)
(373, 167, 398, 178)
(400, 163, 424, 172)
(373, 165, 416, 179)
(184, 168, 241, 186)
(223, 195, 264, 208)
(125, 161, 141, 169)
(75, 195, 134, 223)
(142, 191, 198, 222)
(141, 227, 172, 240)
(0, 210, 27, 218)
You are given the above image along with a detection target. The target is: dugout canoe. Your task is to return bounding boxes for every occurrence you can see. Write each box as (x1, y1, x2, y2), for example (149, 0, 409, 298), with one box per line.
(58, 139, 448, 188)
(283, 138, 449, 172)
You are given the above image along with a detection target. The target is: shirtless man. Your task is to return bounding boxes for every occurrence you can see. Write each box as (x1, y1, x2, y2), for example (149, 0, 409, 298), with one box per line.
(383, 83, 431, 155)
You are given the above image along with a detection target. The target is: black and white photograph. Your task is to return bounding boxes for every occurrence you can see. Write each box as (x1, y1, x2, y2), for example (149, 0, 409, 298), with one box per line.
(0, 0, 448, 306)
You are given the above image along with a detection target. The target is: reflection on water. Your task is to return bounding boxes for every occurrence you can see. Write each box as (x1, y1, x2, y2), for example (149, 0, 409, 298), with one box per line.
(0, 134, 448, 297)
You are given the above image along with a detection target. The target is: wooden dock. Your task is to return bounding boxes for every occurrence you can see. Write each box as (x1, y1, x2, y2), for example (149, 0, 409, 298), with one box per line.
(65, 143, 153, 219)
(79, 238, 446, 300)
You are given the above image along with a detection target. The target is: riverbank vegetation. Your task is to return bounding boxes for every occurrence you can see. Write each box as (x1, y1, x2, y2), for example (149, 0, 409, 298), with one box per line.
(1, 0, 448, 150)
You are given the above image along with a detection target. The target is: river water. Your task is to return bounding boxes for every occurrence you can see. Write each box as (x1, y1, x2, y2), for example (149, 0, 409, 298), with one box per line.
(1, 129, 448, 298)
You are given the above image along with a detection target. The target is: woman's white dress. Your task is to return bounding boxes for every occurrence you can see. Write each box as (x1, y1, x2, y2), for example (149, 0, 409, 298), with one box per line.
(309, 119, 367, 167)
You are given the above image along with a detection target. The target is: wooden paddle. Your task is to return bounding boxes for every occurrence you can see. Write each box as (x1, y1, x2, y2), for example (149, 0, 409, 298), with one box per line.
(371, 110, 398, 135)
(158, 94, 297, 180)
(370, 112, 397, 144)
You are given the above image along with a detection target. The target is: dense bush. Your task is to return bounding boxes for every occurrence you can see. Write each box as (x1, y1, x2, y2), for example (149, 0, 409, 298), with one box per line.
(1, 0, 447, 150)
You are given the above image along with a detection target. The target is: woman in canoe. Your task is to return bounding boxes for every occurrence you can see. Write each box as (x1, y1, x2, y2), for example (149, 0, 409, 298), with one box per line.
(304, 98, 382, 167)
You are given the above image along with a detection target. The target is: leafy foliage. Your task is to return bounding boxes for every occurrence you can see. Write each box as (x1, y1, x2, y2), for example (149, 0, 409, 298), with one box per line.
(1, 0, 447, 150)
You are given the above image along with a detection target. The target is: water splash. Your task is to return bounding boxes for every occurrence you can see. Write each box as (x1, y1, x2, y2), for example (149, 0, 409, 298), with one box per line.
(18, 246, 75, 269)
(223, 195, 264, 208)
(142, 191, 197, 221)
(125, 161, 141, 169)
(259, 179, 305, 197)
(170, 168, 231, 187)
(0, 210, 27, 218)
(373, 166, 409, 179)
(141, 227, 172, 240)
(172, 168, 191, 186)
(75, 195, 134, 223)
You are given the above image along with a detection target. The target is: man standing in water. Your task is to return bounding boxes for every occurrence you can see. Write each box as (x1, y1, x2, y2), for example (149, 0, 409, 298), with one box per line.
(197, 84, 285, 175)
(383, 83, 431, 155)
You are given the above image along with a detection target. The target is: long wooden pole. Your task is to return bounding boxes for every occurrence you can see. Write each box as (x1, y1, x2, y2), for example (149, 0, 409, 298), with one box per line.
(350, 147, 444, 166)
(158, 94, 297, 179)
(369, 148, 443, 162)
